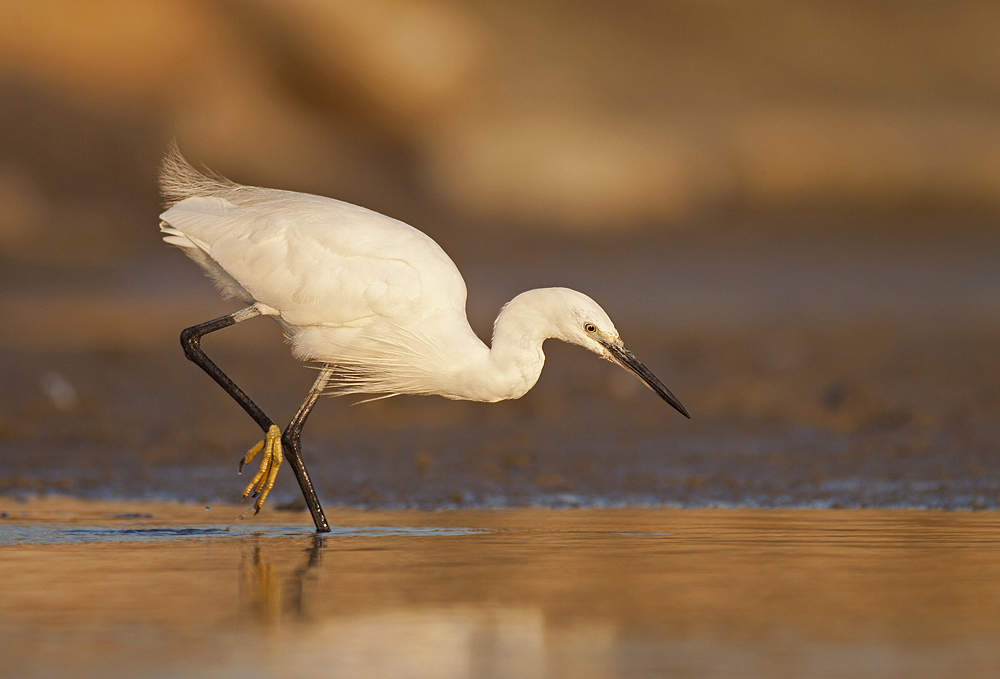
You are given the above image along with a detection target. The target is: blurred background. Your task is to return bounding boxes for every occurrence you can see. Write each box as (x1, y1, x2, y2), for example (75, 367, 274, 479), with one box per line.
(1, 0, 999, 509)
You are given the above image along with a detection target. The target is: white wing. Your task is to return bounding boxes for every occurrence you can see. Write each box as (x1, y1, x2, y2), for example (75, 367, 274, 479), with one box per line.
(160, 189, 468, 330)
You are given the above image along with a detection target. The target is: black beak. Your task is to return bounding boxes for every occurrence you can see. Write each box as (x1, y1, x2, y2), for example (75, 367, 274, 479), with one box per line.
(602, 339, 690, 419)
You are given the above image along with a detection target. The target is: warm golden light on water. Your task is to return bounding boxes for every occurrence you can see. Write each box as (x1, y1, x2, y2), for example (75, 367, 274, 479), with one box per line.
(2, 499, 1000, 678)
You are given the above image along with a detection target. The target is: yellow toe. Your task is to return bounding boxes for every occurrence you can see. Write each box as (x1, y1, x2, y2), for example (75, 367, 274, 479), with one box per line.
(241, 425, 282, 508)
(239, 439, 266, 473)
(253, 438, 283, 514)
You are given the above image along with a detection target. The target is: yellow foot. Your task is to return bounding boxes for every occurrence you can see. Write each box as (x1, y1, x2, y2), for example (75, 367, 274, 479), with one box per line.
(239, 424, 283, 514)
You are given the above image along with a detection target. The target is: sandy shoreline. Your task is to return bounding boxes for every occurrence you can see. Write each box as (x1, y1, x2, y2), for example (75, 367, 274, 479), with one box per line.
(5, 493, 1000, 529)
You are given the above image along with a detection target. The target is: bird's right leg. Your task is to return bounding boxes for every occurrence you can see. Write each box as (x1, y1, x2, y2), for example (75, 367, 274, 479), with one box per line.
(241, 364, 332, 522)
(283, 364, 334, 467)
(179, 304, 330, 532)
(272, 364, 334, 529)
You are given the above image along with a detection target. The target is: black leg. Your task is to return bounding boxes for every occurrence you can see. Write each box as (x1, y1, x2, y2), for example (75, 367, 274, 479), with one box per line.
(285, 365, 334, 445)
(181, 306, 271, 431)
(280, 365, 333, 532)
(180, 306, 331, 533)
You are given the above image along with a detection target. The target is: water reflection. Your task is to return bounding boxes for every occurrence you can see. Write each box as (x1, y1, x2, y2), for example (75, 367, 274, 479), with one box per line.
(286, 535, 325, 617)
(281, 608, 552, 679)
(240, 535, 324, 622)
(4, 509, 1000, 678)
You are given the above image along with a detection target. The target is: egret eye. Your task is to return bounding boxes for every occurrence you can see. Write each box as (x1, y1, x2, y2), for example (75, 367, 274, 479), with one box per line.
(584, 323, 597, 334)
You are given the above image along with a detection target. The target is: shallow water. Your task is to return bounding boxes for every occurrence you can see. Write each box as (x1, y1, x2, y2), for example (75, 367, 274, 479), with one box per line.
(3, 499, 1000, 679)
(0, 523, 484, 546)
(4, 233, 1000, 512)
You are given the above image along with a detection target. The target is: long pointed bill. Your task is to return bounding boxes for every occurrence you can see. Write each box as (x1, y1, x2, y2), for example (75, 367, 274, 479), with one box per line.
(602, 339, 690, 419)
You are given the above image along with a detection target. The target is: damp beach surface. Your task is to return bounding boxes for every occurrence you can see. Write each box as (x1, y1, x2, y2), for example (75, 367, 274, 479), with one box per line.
(3, 497, 1000, 679)
(3, 228, 1000, 678)
(4, 230, 1000, 512)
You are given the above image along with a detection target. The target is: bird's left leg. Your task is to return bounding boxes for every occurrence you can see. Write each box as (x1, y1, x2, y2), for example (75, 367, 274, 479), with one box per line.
(239, 421, 283, 512)
(180, 304, 274, 431)
(182, 305, 283, 513)
(180, 305, 329, 531)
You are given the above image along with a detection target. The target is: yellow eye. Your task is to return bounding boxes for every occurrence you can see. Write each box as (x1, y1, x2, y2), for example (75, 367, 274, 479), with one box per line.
(584, 323, 597, 333)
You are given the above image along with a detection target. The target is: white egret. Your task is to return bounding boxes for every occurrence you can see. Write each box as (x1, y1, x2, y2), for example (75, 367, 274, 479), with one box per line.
(159, 146, 689, 532)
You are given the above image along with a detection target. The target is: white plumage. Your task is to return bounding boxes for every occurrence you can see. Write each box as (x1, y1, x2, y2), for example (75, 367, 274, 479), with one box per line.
(159, 147, 688, 525)
(159, 147, 690, 410)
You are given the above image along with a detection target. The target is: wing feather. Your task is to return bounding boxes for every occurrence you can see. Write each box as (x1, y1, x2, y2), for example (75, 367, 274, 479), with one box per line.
(160, 187, 466, 328)
(157, 148, 481, 392)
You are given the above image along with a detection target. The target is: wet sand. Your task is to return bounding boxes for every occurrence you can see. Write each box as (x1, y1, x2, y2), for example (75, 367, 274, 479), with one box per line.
(3, 498, 1000, 678)
(4, 232, 1000, 511)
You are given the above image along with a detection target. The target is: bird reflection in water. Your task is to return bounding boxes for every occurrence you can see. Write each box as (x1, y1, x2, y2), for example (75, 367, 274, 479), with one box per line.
(239, 535, 325, 622)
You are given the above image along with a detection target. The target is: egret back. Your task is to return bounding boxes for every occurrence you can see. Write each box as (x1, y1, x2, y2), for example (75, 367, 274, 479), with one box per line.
(159, 152, 468, 330)
(157, 150, 590, 404)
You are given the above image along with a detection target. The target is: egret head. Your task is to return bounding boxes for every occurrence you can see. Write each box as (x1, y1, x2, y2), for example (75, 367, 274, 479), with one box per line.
(507, 288, 690, 419)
